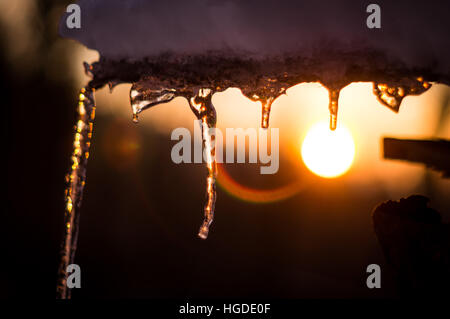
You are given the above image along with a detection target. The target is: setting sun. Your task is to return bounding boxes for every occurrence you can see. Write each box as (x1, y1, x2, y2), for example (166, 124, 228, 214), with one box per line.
(301, 122, 355, 178)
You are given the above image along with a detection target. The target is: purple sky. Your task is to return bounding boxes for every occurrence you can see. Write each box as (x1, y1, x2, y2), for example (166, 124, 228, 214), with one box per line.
(60, 0, 450, 71)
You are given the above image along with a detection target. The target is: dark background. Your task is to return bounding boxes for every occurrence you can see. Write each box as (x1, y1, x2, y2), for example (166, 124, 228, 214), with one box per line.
(1, 0, 448, 299)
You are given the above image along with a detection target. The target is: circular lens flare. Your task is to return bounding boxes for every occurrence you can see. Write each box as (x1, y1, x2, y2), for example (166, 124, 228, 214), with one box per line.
(216, 163, 306, 204)
(301, 122, 355, 178)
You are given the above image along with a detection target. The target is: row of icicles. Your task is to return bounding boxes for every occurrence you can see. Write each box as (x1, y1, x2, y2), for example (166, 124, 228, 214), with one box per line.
(58, 76, 431, 298)
(128, 77, 431, 239)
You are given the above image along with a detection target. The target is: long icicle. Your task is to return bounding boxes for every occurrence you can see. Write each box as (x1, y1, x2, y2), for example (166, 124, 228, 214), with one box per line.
(189, 89, 217, 239)
(56, 87, 96, 299)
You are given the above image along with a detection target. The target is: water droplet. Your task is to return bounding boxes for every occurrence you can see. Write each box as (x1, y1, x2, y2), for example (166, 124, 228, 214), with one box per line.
(108, 81, 120, 93)
(83, 62, 93, 77)
(66, 196, 73, 214)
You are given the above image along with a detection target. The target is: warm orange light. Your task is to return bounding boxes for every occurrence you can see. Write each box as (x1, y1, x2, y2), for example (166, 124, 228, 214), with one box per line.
(301, 122, 355, 178)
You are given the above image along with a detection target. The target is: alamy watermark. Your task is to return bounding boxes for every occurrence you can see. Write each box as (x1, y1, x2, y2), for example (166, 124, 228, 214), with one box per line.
(66, 264, 81, 289)
(366, 4, 381, 29)
(366, 264, 381, 289)
(66, 4, 81, 29)
(171, 120, 279, 175)
(66, 3, 380, 31)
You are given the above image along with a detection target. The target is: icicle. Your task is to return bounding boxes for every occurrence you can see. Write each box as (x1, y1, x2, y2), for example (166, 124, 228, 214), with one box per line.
(373, 77, 431, 112)
(129, 83, 176, 123)
(241, 78, 285, 129)
(328, 88, 340, 131)
(261, 97, 275, 129)
(57, 87, 96, 299)
(189, 88, 217, 239)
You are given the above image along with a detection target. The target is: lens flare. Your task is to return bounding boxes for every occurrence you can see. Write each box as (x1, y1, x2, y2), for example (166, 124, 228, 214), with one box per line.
(216, 163, 305, 203)
(301, 122, 355, 178)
